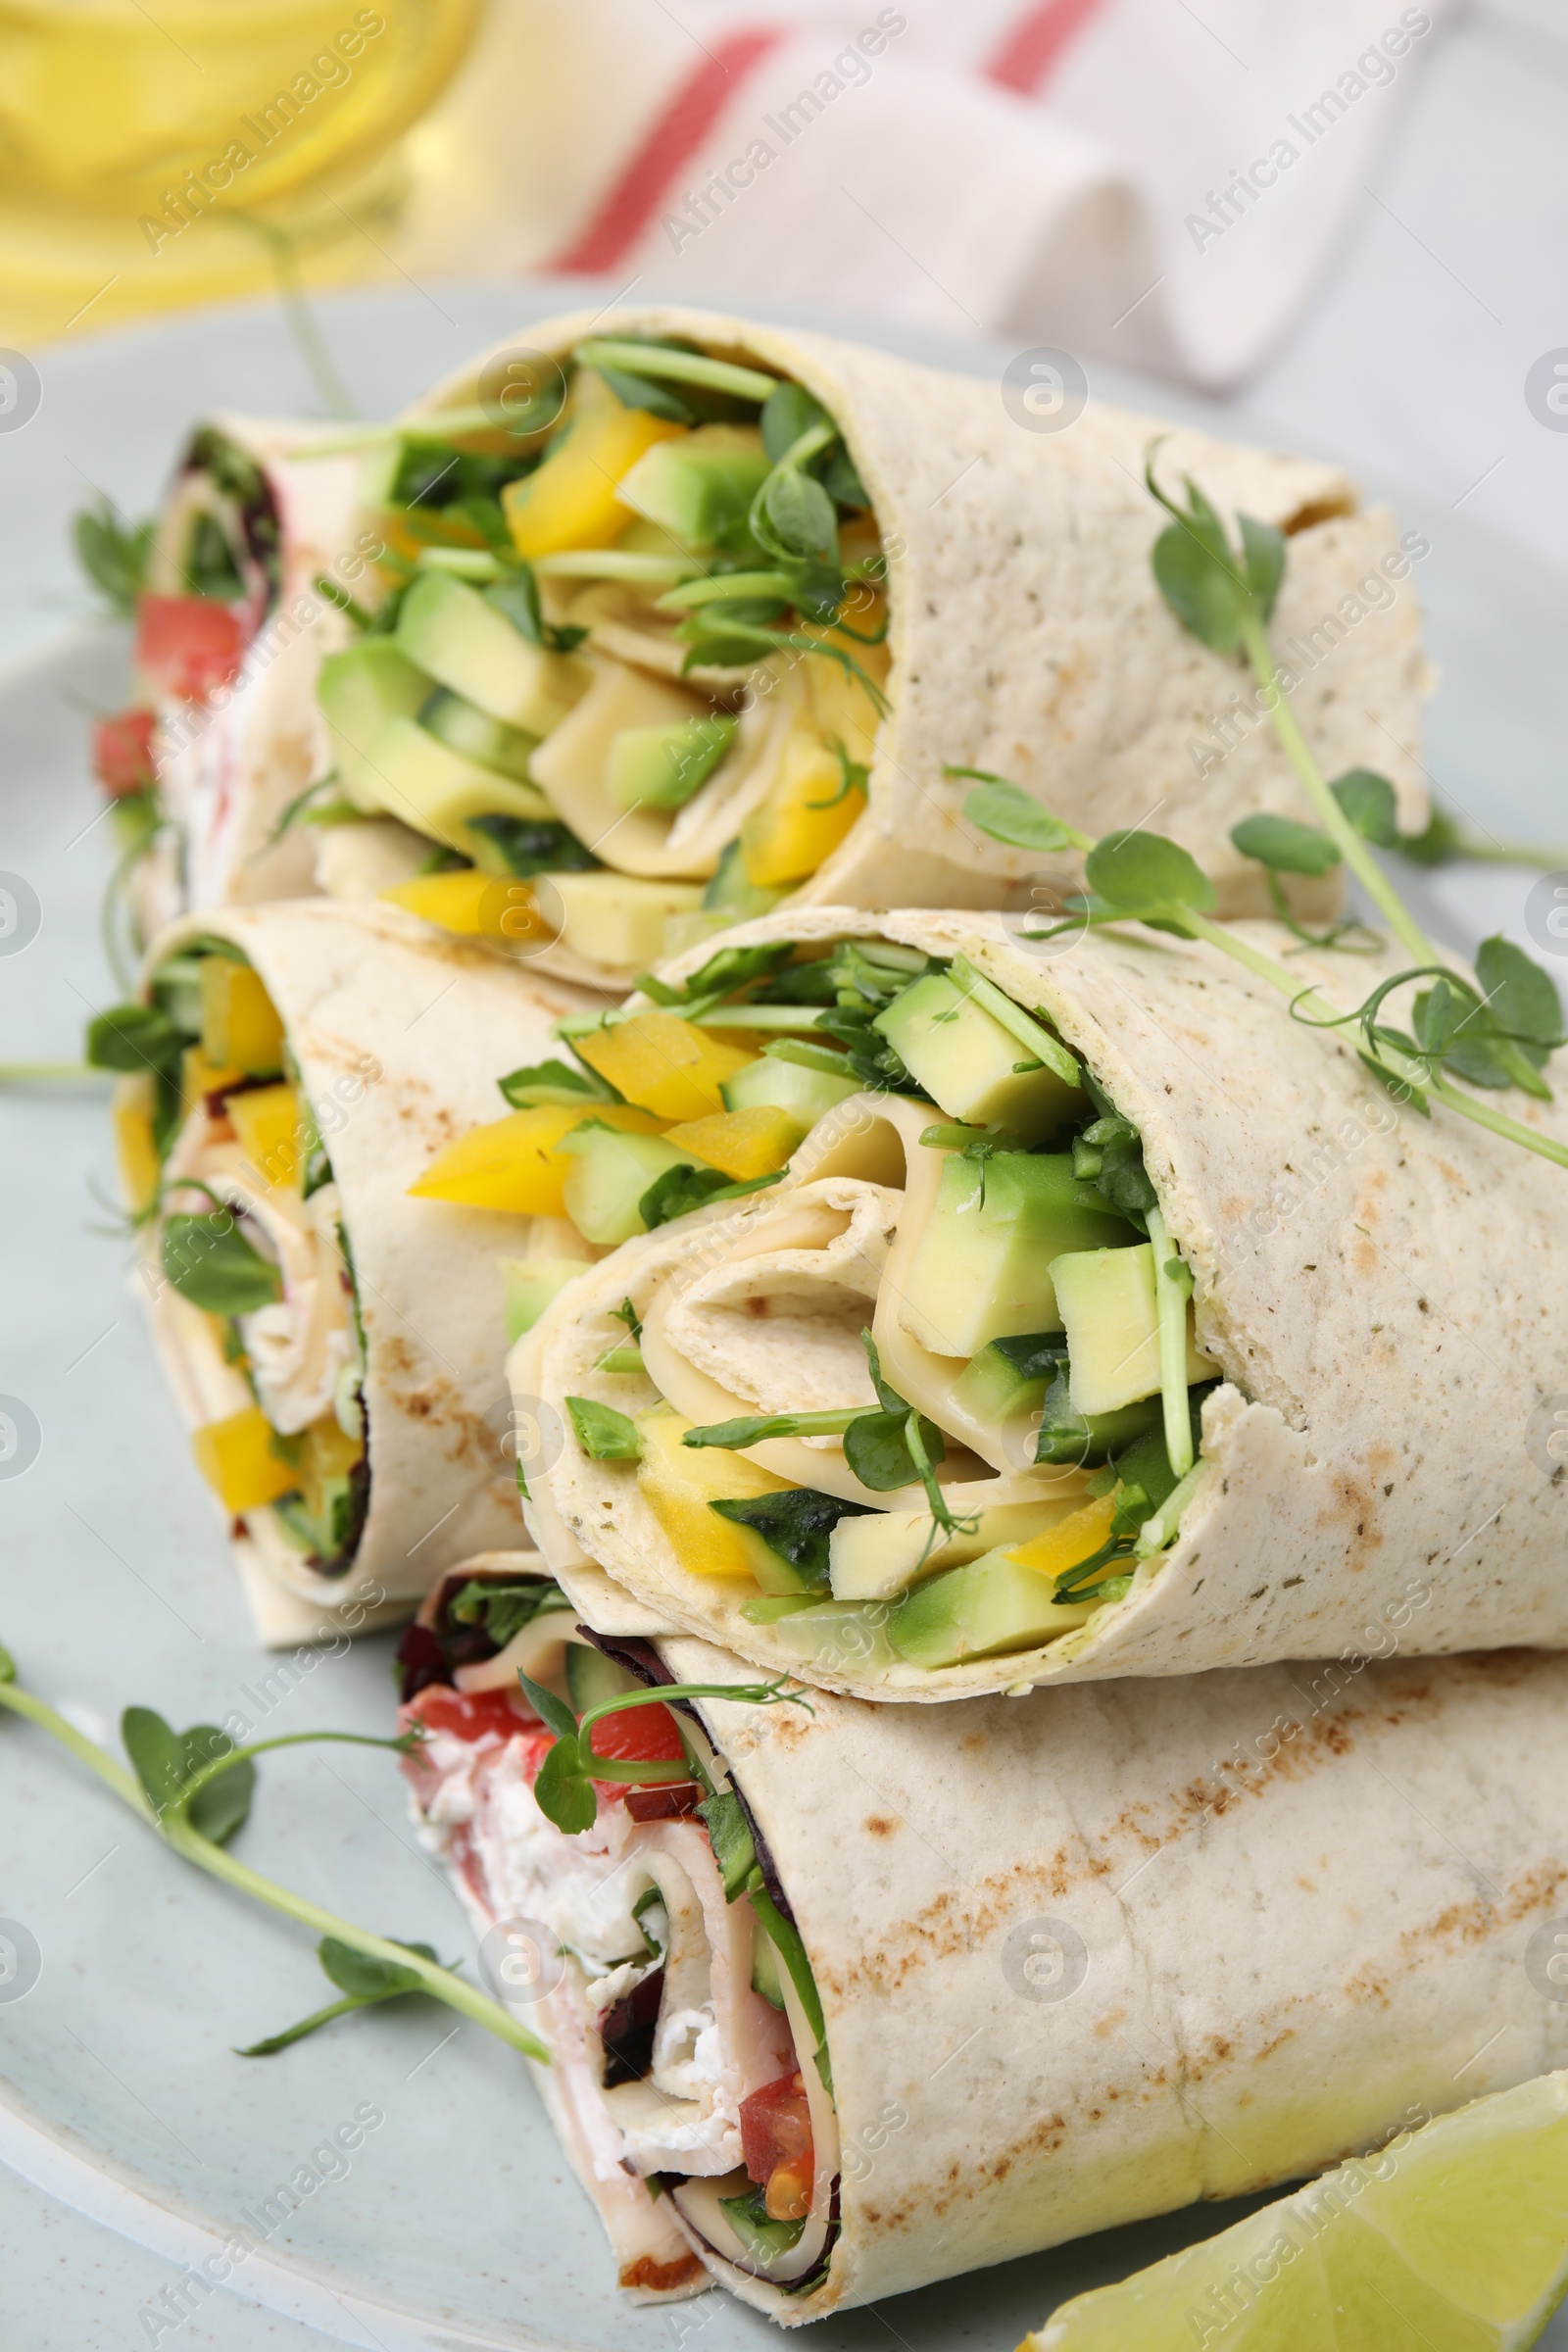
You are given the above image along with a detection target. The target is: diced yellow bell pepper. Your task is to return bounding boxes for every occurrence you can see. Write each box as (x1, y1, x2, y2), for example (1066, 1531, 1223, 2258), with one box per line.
(635, 1410, 794, 1582)
(379, 869, 554, 952)
(180, 1043, 245, 1122)
(739, 733, 867, 888)
(297, 1414, 364, 1518)
(192, 1405, 298, 1514)
(805, 627, 887, 763)
(408, 1101, 664, 1216)
(199, 956, 285, 1076)
(227, 1082, 305, 1190)
(575, 1009, 758, 1122)
(662, 1104, 803, 1182)
(1006, 1494, 1120, 1583)
(112, 1072, 161, 1213)
(503, 373, 686, 559)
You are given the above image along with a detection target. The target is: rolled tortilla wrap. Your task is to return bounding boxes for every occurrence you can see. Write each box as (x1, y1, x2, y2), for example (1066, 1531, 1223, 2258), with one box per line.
(120, 900, 593, 1642)
(127, 416, 371, 941)
(339, 302, 1428, 991)
(399, 1554, 1568, 2323)
(507, 906, 1568, 1698)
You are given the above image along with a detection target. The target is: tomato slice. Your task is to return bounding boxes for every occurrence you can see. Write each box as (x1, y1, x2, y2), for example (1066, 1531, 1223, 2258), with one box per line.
(584, 1698, 687, 1768)
(739, 2071, 813, 2186)
(91, 707, 157, 796)
(135, 593, 247, 700)
(406, 1684, 532, 1742)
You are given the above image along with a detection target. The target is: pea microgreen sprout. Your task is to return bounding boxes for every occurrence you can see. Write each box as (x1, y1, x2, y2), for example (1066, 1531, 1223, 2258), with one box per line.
(0, 1642, 550, 2065)
(956, 711, 1568, 1177)
(517, 1666, 811, 1838)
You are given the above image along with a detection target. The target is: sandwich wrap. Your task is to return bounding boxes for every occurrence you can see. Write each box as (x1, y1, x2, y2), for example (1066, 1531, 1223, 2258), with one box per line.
(342, 300, 1430, 992)
(510, 906, 1568, 1698)
(125, 416, 369, 940)
(399, 1553, 1568, 2323)
(120, 900, 593, 1642)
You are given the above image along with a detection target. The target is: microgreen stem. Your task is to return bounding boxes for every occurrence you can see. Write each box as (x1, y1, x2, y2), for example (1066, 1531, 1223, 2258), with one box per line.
(0, 1063, 103, 1082)
(1426, 1074, 1568, 1170)
(573, 340, 779, 404)
(0, 1673, 550, 2064)
(175, 1729, 415, 1815)
(1238, 612, 1430, 965)
(1145, 1206, 1195, 1477)
(533, 551, 700, 585)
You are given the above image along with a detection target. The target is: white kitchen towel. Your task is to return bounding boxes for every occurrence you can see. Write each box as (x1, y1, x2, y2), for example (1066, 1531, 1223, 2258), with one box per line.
(420, 0, 1460, 386)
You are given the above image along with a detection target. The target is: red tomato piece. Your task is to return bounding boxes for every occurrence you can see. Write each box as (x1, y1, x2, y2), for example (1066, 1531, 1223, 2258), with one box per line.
(739, 2072, 812, 2187)
(91, 707, 157, 796)
(584, 1699, 686, 1768)
(406, 1684, 532, 1742)
(135, 593, 246, 700)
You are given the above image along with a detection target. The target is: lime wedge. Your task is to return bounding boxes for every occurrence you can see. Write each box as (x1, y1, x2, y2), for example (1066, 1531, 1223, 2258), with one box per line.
(1027, 2072, 1568, 2352)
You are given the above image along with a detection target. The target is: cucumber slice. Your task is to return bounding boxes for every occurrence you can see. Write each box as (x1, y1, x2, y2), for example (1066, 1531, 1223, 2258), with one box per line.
(419, 687, 539, 782)
(952, 1331, 1065, 1426)
(887, 1552, 1091, 1669)
(751, 1921, 787, 2010)
(557, 1124, 703, 1245)
(1034, 1368, 1161, 1466)
(720, 1051, 860, 1126)
(564, 1642, 639, 1715)
(702, 837, 790, 920)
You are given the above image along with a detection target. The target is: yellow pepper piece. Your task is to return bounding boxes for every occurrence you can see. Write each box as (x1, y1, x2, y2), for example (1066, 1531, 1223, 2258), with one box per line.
(805, 626, 887, 762)
(739, 733, 867, 888)
(1006, 1494, 1120, 1583)
(111, 1072, 161, 1213)
(377, 869, 554, 951)
(503, 373, 685, 559)
(635, 1410, 793, 1582)
(227, 1082, 305, 1190)
(408, 1101, 664, 1216)
(297, 1414, 364, 1518)
(575, 1009, 758, 1122)
(199, 956, 284, 1076)
(180, 1043, 245, 1122)
(662, 1104, 803, 1182)
(192, 1405, 298, 1514)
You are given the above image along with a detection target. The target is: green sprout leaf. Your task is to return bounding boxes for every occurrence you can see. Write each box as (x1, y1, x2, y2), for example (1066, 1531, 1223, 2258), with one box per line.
(74, 500, 154, 617)
(1085, 829, 1216, 914)
(497, 1058, 612, 1109)
(950, 766, 1087, 855)
(565, 1397, 643, 1462)
(1230, 813, 1341, 877)
(162, 1214, 283, 1316)
(1331, 769, 1400, 848)
(237, 1936, 445, 2057)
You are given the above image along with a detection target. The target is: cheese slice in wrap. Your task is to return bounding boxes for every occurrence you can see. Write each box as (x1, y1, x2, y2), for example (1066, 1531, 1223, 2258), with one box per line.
(123, 416, 372, 944)
(494, 906, 1568, 1699)
(109, 900, 596, 1644)
(285, 303, 1429, 991)
(397, 1551, 1568, 2323)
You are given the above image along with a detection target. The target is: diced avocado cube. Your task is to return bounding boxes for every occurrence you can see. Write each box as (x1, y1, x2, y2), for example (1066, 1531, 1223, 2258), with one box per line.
(702, 837, 789, 919)
(898, 1152, 1137, 1359)
(614, 425, 771, 553)
(874, 973, 1083, 1140)
(607, 713, 737, 812)
(952, 1332, 1065, 1427)
(360, 714, 554, 858)
(317, 639, 429, 812)
(419, 687, 538, 782)
(887, 1551, 1095, 1669)
(557, 1124, 705, 1246)
(395, 568, 585, 735)
(1033, 1368, 1160, 1466)
(550, 872, 705, 971)
(1051, 1244, 1217, 1417)
(499, 1254, 589, 1345)
(720, 1050, 860, 1127)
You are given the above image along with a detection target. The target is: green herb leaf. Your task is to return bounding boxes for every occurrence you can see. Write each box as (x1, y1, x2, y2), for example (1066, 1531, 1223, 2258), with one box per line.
(448, 1578, 571, 1649)
(953, 769, 1084, 855)
(465, 813, 599, 876)
(497, 1057, 610, 1109)
(565, 1397, 643, 1462)
(86, 1003, 187, 1076)
(529, 1732, 598, 1835)
(1085, 830, 1216, 914)
(121, 1710, 255, 1840)
(696, 1788, 757, 1900)
(1330, 769, 1400, 848)
(1229, 813, 1341, 877)
(638, 1161, 728, 1227)
(682, 1409, 859, 1449)
(758, 466, 839, 564)
(843, 1408, 933, 1491)
(516, 1668, 579, 1745)
(318, 1936, 435, 2000)
(162, 1213, 283, 1315)
(1475, 935, 1562, 1054)
(760, 382, 832, 463)
(1238, 514, 1286, 620)
(74, 500, 153, 617)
